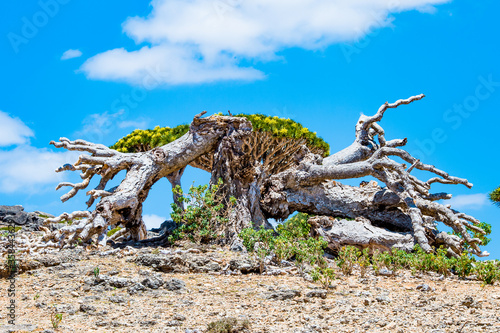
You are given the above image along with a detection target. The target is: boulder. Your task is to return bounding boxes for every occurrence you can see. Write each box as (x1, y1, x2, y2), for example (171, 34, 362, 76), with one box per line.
(0, 205, 53, 231)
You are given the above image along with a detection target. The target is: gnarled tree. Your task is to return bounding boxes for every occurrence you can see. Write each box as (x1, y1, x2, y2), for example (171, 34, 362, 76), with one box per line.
(22, 95, 490, 257)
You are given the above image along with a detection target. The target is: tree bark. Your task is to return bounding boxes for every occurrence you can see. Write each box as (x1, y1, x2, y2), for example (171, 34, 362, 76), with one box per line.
(18, 95, 489, 258)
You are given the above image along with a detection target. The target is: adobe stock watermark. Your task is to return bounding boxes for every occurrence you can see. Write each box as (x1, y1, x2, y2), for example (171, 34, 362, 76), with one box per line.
(339, 1, 404, 64)
(212, 0, 243, 20)
(410, 74, 499, 161)
(7, 0, 72, 54)
(80, 65, 171, 143)
(5, 220, 17, 325)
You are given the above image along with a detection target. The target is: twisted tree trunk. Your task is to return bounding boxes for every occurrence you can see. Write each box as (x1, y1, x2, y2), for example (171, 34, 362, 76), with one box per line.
(12, 95, 488, 258)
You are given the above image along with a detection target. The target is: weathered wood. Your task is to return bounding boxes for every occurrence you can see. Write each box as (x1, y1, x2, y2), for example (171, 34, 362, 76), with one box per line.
(17, 95, 489, 257)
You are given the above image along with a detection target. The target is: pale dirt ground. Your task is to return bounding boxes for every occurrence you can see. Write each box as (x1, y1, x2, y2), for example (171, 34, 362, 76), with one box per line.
(1, 247, 499, 333)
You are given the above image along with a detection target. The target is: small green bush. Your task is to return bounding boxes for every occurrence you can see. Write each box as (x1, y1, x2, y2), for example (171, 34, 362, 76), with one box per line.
(206, 317, 251, 333)
(474, 260, 500, 285)
(107, 226, 122, 237)
(0, 226, 22, 232)
(168, 178, 236, 245)
(337, 246, 360, 276)
(451, 251, 476, 278)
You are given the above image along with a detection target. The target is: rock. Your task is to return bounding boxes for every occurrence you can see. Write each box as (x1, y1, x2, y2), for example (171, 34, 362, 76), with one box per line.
(70, 291, 79, 297)
(460, 296, 482, 309)
(0, 324, 37, 332)
(166, 320, 182, 327)
(173, 314, 186, 321)
(150, 220, 179, 235)
(108, 277, 131, 288)
(139, 320, 157, 327)
(142, 276, 164, 289)
(165, 278, 186, 291)
(416, 284, 435, 292)
(230, 237, 247, 252)
(378, 268, 393, 277)
(375, 296, 391, 304)
(229, 258, 259, 274)
(108, 296, 127, 304)
(0, 205, 53, 231)
(99, 249, 120, 256)
(185, 256, 221, 273)
(127, 282, 146, 295)
(263, 289, 301, 300)
(79, 304, 96, 313)
(305, 290, 327, 299)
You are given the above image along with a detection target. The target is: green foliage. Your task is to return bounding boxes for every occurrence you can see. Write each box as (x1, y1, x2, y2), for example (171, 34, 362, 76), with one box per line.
(110, 124, 190, 153)
(452, 221, 492, 250)
(51, 306, 63, 329)
(239, 224, 275, 273)
(110, 114, 330, 157)
(310, 265, 336, 290)
(93, 266, 100, 277)
(234, 114, 330, 156)
(451, 251, 476, 278)
(275, 212, 311, 239)
(107, 226, 122, 237)
(168, 179, 235, 244)
(6, 254, 17, 273)
(372, 249, 392, 274)
(357, 248, 371, 278)
(0, 226, 22, 232)
(489, 186, 500, 205)
(240, 212, 331, 285)
(474, 260, 500, 285)
(337, 246, 360, 276)
(206, 317, 251, 333)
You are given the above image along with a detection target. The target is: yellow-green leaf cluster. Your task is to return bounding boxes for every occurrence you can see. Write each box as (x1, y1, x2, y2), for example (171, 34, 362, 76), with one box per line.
(110, 114, 330, 157)
(110, 124, 189, 153)
(235, 114, 330, 157)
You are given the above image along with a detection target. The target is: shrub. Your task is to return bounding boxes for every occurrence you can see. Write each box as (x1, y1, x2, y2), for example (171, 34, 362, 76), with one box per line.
(357, 248, 371, 278)
(239, 225, 275, 273)
(168, 178, 236, 244)
(50, 306, 63, 329)
(474, 260, 500, 286)
(337, 246, 360, 276)
(206, 317, 251, 333)
(451, 251, 476, 278)
(310, 265, 336, 290)
(107, 226, 122, 237)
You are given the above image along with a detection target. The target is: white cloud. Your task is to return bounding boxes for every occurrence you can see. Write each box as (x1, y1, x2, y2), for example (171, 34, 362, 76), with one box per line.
(0, 145, 79, 193)
(143, 214, 167, 229)
(447, 193, 488, 210)
(118, 120, 149, 129)
(81, 0, 450, 86)
(0, 112, 79, 194)
(74, 110, 150, 142)
(61, 49, 83, 60)
(0, 111, 34, 146)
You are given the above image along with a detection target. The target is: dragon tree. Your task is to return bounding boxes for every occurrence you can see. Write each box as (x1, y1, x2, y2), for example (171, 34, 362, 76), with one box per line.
(15, 95, 490, 258)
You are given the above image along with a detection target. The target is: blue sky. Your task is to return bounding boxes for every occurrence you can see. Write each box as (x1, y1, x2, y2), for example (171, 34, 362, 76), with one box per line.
(1, 1, 499, 257)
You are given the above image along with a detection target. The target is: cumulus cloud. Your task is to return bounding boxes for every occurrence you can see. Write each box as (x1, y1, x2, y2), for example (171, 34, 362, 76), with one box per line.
(447, 193, 488, 210)
(74, 110, 150, 142)
(0, 111, 79, 194)
(0, 111, 34, 146)
(81, 0, 450, 85)
(61, 49, 83, 60)
(143, 214, 167, 229)
(0, 146, 78, 193)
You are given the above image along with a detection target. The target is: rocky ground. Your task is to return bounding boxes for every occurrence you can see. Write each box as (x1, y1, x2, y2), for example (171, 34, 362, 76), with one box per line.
(1, 244, 499, 333)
